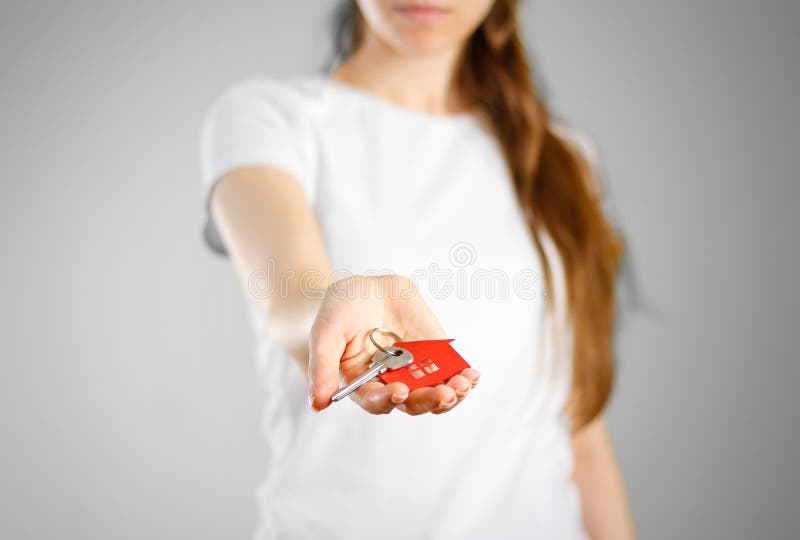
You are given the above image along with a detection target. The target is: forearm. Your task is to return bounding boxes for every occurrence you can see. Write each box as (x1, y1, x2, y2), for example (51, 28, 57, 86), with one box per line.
(210, 165, 332, 370)
(572, 416, 636, 540)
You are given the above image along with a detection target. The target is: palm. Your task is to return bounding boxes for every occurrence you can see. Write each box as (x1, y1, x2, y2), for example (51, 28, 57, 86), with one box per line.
(309, 276, 479, 415)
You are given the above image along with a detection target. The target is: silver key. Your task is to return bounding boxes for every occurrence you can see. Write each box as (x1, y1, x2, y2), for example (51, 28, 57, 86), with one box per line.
(331, 346, 414, 402)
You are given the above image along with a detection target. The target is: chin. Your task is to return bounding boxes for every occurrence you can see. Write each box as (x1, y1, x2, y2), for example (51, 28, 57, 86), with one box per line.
(392, 28, 462, 56)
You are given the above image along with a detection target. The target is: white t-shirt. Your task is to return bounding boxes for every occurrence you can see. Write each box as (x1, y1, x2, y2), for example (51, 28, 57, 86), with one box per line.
(200, 75, 588, 540)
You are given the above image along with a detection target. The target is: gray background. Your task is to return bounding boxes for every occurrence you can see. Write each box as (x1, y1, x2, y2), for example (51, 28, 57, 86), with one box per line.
(1, 1, 797, 538)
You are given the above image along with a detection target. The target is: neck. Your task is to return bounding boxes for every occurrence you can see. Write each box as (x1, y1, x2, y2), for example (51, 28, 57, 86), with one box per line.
(331, 31, 469, 116)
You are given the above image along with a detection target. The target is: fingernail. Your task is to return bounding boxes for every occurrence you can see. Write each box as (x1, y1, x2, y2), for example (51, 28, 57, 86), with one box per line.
(391, 392, 408, 404)
(438, 395, 458, 409)
(308, 381, 319, 411)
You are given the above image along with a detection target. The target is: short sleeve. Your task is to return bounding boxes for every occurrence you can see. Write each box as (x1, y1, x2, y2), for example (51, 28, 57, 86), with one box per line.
(198, 78, 315, 256)
(552, 124, 643, 310)
(550, 123, 618, 230)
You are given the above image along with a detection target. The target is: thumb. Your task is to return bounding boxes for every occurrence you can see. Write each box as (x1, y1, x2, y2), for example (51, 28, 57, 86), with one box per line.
(308, 319, 345, 411)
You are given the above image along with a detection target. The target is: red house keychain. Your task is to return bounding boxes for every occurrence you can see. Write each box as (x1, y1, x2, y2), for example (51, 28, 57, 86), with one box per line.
(378, 338, 470, 391)
(330, 328, 472, 403)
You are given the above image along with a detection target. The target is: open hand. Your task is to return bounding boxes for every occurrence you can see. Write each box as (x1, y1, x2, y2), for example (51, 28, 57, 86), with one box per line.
(308, 275, 480, 415)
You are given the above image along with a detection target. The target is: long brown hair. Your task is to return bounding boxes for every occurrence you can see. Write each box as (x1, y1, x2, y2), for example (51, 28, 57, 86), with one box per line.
(333, 0, 623, 430)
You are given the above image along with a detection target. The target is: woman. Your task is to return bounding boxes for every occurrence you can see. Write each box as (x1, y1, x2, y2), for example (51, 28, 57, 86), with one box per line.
(200, 1, 635, 538)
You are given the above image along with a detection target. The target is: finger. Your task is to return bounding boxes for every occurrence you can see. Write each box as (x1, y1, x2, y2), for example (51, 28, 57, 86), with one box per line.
(431, 369, 481, 414)
(398, 384, 456, 416)
(308, 319, 346, 411)
(461, 368, 481, 388)
(352, 381, 409, 415)
(445, 374, 472, 398)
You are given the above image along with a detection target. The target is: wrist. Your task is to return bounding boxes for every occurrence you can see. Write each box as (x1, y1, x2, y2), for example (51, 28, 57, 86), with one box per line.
(327, 274, 418, 304)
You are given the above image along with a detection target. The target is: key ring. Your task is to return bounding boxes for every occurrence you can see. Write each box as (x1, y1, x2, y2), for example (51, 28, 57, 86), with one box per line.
(369, 328, 403, 356)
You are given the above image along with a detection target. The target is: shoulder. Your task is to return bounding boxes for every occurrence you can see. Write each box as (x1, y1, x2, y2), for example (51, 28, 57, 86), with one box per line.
(203, 75, 331, 127)
(549, 122, 601, 169)
(549, 121, 606, 199)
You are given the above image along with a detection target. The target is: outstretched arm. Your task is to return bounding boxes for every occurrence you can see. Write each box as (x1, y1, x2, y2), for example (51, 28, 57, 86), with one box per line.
(210, 165, 479, 414)
(211, 165, 330, 364)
